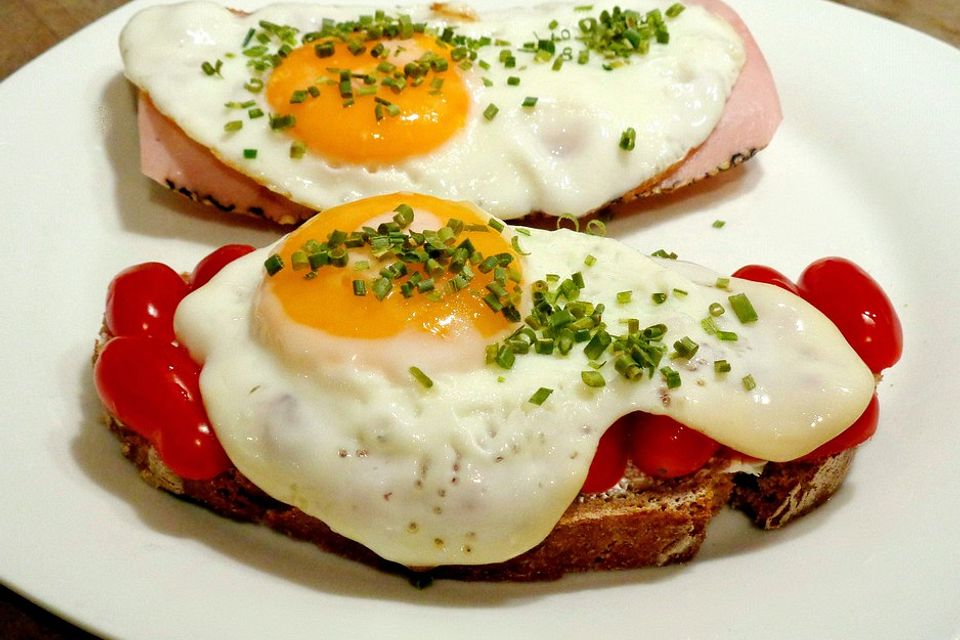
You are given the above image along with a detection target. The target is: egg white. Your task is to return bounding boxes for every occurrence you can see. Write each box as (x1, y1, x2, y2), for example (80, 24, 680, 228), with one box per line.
(174, 220, 874, 566)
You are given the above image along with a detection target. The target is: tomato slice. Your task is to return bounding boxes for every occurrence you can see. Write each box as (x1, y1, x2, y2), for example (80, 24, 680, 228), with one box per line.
(105, 262, 189, 342)
(580, 417, 629, 493)
(799, 393, 879, 462)
(628, 413, 720, 479)
(190, 244, 255, 290)
(94, 336, 230, 479)
(797, 257, 903, 373)
(731, 264, 802, 295)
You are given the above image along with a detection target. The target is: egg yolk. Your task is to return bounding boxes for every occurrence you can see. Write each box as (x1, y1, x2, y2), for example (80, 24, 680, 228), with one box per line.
(265, 36, 470, 164)
(263, 193, 521, 340)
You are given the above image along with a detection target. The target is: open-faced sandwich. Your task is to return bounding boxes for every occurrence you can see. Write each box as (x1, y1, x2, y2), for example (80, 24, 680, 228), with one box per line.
(120, 0, 781, 224)
(93, 193, 902, 581)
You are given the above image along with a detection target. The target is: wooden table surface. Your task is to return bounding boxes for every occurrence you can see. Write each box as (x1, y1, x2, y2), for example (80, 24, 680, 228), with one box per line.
(0, 0, 957, 638)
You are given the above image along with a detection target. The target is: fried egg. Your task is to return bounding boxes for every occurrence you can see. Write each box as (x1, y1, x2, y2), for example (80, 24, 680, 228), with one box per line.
(174, 193, 875, 566)
(120, 1, 745, 219)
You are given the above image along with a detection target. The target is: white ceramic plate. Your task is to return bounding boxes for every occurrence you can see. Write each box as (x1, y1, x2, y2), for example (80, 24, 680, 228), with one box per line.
(2, 1, 958, 638)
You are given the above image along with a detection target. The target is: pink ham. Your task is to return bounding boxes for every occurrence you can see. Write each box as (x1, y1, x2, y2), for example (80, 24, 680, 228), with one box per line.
(136, 0, 780, 223)
(645, 0, 782, 195)
(138, 94, 315, 225)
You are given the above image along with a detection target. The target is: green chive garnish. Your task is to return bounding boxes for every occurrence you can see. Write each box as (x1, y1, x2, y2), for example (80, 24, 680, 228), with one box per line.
(581, 370, 606, 388)
(619, 127, 636, 151)
(264, 254, 283, 275)
(224, 120, 243, 132)
(529, 387, 553, 405)
(243, 148, 258, 159)
(616, 291, 632, 304)
(409, 366, 434, 388)
(521, 96, 538, 108)
(714, 359, 731, 373)
(709, 302, 725, 317)
(483, 103, 500, 121)
(712, 219, 725, 228)
(742, 374, 757, 391)
(729, 293, 759, 323)
(660, 366, 681, 389)
(651, 292, 667, 304)
(290, 141, 307, 159)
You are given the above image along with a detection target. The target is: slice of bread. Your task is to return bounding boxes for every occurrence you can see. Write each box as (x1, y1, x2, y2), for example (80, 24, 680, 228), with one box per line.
(103, 410, 854, 581)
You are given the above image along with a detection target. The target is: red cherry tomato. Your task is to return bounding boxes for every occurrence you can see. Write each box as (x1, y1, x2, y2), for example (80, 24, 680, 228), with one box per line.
(190, 244, 255, 290)
(629, 413, 720, 479)
(799, 393, 879, 461)
(797, 258, 903, 373)
(105, 262, 189, 342)
(580, 417, 629, 493)
(731, 264, 801, 296)
(94, 336, 230, 479)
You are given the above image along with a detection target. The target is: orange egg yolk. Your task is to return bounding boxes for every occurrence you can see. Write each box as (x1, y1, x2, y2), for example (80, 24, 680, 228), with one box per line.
(263, 193, 522, 340)
(265, 36, 470, 164)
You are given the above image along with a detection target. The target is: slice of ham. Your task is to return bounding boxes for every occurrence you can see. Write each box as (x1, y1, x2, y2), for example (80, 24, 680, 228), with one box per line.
(136, 0, 780, 225)
(642, 0, 782, 195)
(138, 94, 316, 225)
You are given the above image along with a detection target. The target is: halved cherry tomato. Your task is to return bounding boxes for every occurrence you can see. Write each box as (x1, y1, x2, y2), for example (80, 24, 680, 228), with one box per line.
(105, 262, 189, 343)
(94, 336, 230, 479)
(190, 244, 255, 290)
(797, 258, 903, 373)
(799, 393, 879, 461)
(580, 417, 630, 493)
(628, 413, 720, 479)
(731, 264, 802, 296)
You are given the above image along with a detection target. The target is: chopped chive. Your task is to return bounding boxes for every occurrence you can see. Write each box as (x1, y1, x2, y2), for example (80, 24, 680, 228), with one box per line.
(716, 330, 739, 341)
(483, 103, 500, 121)
(651, 292, 667, 304)
(352, 279, 367, 296)
(709, 302, 725, 317)
(581, 370, 606, 388)
(201, 59, 223, 77)
(712, 219, 726, 228)
(742, 374, 757, 391)
(729, 293, 759, 323)
(291, 251, 309, 270)
(616, 290, 632, 304)
(528, 387, 553, 405)
(521, 96, 538, 108)
(290, 141, 307, 159)
(507, 75, 521, 86)
(666, 3, 686, 18)
(584, 254, 597, 266)
(586, 219, 606, 236)
(224, 120, 243, 132)
(243, 148, 258, 159)
(263, 254, 283, 275)
(409, 366, 434, 388)
(715, 276, 730, 289)
(714, 359, 731, 373)
(673, 336, 699, 358)
(660, 366, 681, 389)
(619, 127, 636, 151)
